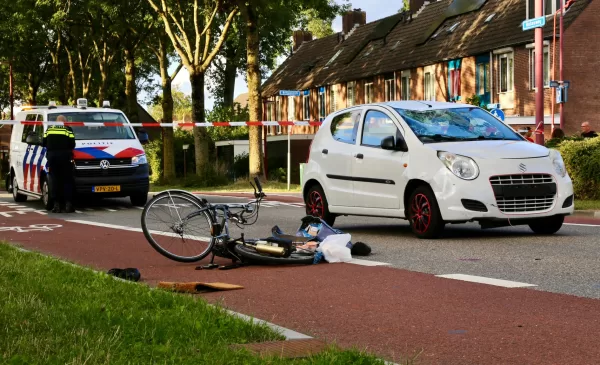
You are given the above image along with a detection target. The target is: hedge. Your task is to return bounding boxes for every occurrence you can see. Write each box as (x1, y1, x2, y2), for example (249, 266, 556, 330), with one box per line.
(555, 136, 600, 200)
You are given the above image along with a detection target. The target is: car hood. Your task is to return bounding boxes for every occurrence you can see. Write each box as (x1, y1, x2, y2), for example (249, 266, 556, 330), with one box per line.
(426, 140, 549, 159)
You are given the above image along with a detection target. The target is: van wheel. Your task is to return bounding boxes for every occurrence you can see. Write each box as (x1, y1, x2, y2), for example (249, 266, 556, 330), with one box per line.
(130, 193, 148, 207)
(12, 176, 27, 202)
(41, 177, 54, 211)
(529, 215, 564, 235)
(305, 184, 336, 226)
(407, 185, 445, 239)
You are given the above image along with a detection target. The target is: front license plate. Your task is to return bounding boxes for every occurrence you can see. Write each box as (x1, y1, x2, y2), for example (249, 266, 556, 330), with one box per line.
(92, 186, 121, 193)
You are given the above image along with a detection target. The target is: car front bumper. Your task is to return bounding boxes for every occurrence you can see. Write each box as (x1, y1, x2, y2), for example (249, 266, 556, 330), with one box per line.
(431, 158, 574, 222)
(73, 164, 149, 197)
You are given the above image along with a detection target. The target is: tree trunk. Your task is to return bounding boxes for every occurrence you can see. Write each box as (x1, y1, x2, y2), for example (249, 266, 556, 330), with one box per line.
(159, 39, 176, 182)
(66, 47, 77, 103)
(27, 72, 37, 105)
(98, 67, 108, 106)
(223, 42, 238, 109)
(190, 70, 209, 176)
(124, 48, 139, 124)
(244, 4, 264, 179)
(50, 43, 66, 105)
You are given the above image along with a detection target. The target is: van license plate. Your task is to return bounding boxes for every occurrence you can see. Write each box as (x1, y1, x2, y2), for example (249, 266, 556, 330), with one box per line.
(92, 186, 121, 193)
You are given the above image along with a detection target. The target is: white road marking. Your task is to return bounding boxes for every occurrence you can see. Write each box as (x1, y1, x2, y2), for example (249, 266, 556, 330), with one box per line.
(103, 208, 117, 212)
(435, 274, 537, 288)
(347, 258, 391, 267)
(565, 223, 600, 227)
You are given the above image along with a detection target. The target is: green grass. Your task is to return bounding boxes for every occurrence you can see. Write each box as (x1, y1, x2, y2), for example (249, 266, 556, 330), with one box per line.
(0, 243, 391, 365)
(575, 200, 600, 211)
(151, 179, 302, 193)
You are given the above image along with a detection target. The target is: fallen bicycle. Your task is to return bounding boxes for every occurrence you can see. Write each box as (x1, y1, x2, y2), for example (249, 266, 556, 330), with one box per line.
(140, 177, 370, 269)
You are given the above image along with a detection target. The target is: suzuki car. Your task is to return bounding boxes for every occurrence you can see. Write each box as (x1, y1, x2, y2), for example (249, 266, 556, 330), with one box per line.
(301, 101, 574, 239)
(8, 99, 150, 210)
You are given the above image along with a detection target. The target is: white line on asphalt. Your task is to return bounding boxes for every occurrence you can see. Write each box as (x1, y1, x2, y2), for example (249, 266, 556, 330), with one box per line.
(103, 208, 117, 212)
(74, 210, 83, 214)
(347, 258, 391, 267)
(435, 274, 537, 288)
(65, 219, 212, 242)
(565, 223, 600, 227)
(133, 206, 144, 210)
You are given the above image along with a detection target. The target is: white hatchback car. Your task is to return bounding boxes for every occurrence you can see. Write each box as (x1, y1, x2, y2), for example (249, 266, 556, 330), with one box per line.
(301, 101, 574, 239)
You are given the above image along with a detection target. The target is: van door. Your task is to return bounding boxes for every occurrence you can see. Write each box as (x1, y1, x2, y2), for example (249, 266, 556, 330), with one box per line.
(12, 113, 37, 191)
(26, 114, 46, 193)
(351, 108, 409, 210)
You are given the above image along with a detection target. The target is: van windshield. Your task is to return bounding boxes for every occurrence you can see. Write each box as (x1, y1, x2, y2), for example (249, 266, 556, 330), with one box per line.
(394, 107, 523, 143)
(48, 112, 135, 140)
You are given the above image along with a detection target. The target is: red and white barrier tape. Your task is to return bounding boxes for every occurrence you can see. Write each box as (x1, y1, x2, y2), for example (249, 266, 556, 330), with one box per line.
(0, 120, 323, 127)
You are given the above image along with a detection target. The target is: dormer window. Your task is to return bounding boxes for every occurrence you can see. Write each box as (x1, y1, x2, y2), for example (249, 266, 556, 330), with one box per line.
(447, 22, 460, 33)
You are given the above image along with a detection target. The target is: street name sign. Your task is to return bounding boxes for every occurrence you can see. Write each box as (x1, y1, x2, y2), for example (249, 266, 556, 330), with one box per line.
(522, 16, 546, 31)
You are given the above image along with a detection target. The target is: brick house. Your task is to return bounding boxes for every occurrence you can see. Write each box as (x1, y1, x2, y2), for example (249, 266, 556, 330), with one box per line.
(260, 0, 597, 140)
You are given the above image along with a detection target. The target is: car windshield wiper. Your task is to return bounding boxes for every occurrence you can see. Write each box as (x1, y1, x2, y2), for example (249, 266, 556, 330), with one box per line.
(419, 134, 472, 142)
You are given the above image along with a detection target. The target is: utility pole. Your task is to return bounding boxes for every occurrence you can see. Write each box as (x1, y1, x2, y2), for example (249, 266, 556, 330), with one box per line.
(534, 0, 545, 145)
(559, 0, 565, 130)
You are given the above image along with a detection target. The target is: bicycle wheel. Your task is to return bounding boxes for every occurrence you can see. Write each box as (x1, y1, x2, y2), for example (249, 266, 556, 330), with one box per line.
(234, 244, 315, 265)
(141, 192, 216, 263)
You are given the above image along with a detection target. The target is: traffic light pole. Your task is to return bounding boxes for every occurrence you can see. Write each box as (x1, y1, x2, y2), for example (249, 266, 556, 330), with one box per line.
(534, 0, 545, 145)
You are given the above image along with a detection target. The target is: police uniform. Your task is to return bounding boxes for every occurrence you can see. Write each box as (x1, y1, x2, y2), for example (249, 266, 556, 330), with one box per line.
(42, 125, 76, 213)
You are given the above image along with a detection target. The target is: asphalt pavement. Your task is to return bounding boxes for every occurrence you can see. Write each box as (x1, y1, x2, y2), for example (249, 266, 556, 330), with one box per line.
(2, 192, 599, 300)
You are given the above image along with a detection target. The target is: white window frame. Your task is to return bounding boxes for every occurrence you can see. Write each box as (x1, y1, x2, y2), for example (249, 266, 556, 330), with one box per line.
(400, 70, 411, 100)
(275, 96, 282, 134)
(318, 88, 326, 121)
(365, 81, 374, 104)
(287, 96, 295, 121)
(302, 93, 310, 121)
(330, 85, 337, 113)
(528, 42, 551, 90)
(527, 0, 566, 20)
(424, 65, 435, 101)
(384, 75, 395, 102)
(497, 51, 514, 93)
(347, 81, 356, 107)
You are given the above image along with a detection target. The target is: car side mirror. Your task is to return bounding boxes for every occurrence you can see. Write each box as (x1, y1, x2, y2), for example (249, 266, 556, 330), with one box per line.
(381, 135, 408, 152)
(26, 133, 40, 145)
(137, 129, 149, 144)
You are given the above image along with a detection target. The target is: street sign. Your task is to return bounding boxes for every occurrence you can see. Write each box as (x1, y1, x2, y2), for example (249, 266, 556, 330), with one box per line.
(279, 90, 301, 97)
(490, 108, 505, 121)
(487, 103, 500, 109)
(522, 16, 546, 31)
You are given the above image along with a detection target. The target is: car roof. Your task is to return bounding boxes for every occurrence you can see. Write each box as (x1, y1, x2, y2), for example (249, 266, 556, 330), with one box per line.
(380, 100, 474, 111)
(19, 106, 124, 114)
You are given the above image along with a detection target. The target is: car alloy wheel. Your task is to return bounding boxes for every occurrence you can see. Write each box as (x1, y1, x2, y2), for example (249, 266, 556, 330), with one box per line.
(307, 190, 324, 218)
(411, 193, 432, 234)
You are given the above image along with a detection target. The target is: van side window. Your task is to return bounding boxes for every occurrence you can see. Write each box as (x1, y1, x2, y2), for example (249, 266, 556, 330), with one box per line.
(330, 110, 361, 145)
(361, 110, 402, 148)
(21, 125, 35, 143)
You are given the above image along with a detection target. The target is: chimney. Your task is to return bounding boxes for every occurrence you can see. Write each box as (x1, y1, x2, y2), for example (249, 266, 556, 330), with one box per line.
(292, 30, 313, 52)
(342, 8, 367, 36)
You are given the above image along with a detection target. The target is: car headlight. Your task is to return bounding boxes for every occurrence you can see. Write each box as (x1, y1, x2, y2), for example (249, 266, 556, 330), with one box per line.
(549, 149, 566, 177)
(437, 151, 480, 180)
(132, 154, 148, 165)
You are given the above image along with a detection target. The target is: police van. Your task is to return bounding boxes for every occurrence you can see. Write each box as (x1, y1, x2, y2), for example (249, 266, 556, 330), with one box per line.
(6, 99, 150, 210)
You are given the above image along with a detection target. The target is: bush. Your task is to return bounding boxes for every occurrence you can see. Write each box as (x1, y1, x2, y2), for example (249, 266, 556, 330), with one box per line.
(556, 136, 600, 200)
(145, 138, 163, 184)
(232, 152, 249, 180)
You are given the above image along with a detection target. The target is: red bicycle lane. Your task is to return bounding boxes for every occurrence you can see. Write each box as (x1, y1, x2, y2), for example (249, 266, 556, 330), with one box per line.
(1, 211, 600, 364)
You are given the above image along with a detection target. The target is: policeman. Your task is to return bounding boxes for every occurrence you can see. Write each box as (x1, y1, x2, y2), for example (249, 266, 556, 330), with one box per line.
(42, 115, 76, 213)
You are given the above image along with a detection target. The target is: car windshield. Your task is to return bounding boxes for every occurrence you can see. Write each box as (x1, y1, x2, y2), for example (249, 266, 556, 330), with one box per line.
(48, 112, 135, 140)
(394, 107, 523, 143)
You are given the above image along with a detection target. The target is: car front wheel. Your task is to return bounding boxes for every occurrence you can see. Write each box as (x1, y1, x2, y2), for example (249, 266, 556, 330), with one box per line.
(407, 185, 445, 239)
(305, 184, 336, 226)
(528, 215, 565, 235)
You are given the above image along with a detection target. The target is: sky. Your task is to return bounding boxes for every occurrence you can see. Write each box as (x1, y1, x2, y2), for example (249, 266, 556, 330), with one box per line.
(140, 0, 395, 114)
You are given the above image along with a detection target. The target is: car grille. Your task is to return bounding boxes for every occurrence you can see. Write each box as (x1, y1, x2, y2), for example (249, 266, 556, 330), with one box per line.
(75, 168, 137, 178)
(75, 158, 132, 167)
(490, 174, 556, 213)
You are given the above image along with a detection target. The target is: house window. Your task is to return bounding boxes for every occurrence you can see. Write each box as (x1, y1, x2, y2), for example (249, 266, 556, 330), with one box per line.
(477, 63, 490, 95)
(266, 101, 274, 121)
(365, 81, 374, 103)
(276, 96, 282, 134)
(287, 96, 295, 121)
(527, 0, 565, 19)
(529, 46, 550, 89)
(424, 69, 435, 101)
(330, 85, 337, 113)
(401, 70, 410, 100)
(448, 60, 461, 101)
(303, 92, 310, 121)
(347, 81, 356, 107)
(384, 75, 395, 102)
(498, 52, 514, 93)
(318, 87, 326, 120)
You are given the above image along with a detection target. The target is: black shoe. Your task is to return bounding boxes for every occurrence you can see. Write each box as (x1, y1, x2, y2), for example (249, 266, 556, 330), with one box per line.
(64, 202, 75, 213)
(52, 203, 61, 213)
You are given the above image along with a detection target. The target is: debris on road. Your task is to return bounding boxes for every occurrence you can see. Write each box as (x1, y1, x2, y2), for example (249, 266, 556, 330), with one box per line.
(158, 281, 244, 294)
(107, 267, 141, 282)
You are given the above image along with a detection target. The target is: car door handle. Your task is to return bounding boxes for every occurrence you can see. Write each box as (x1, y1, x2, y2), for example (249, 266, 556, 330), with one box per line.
(354, 153, 364, 159)
(322, 149, 328, 154)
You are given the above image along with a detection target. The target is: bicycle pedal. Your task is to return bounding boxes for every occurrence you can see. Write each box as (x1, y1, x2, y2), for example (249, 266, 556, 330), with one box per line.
(196, 264, 219, 270)
(218, 264, 243, 270)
